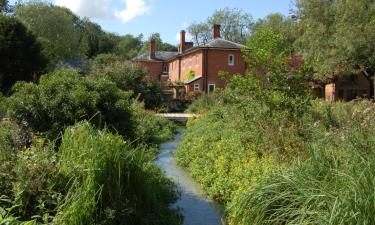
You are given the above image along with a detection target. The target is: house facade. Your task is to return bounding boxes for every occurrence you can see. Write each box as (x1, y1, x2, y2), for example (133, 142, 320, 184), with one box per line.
(132, 25, 247, 95)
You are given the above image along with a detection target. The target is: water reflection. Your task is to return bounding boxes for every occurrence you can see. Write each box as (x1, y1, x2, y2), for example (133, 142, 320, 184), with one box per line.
(156, 130, 224, 225)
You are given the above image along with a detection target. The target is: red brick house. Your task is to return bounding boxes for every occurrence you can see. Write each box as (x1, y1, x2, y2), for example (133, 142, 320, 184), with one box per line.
(132, 25, 247, 95)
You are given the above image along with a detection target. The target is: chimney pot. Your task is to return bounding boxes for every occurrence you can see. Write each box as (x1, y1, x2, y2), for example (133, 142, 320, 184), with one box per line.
(212, 24, 221, 39)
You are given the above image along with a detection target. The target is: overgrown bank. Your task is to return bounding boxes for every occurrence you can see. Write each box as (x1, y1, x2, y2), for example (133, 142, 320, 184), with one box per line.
(177, 97, 375, 224)
(175, 27, 375, 224)
(0, 69, 179, 224)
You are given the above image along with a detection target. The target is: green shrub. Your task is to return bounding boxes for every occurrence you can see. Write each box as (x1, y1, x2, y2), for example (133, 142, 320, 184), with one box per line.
(56, 122, 180, 225)
(11, 139, 64, 222)
(6, 69, 134, 140)
(1, 122, 180, 224)
(90, 54, 166, 109)
(131, 101, 175, 145)
(185, 94, 219, 113)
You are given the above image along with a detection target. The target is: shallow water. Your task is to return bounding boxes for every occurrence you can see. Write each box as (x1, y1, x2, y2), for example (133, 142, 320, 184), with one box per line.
(155, 130, 224, 225)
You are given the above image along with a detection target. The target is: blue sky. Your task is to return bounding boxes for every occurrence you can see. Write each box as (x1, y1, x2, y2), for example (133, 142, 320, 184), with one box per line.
(13, 0, 294, 44)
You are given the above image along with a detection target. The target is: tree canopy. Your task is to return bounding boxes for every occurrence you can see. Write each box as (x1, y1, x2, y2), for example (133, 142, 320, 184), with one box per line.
(294, 0, 375, 80)
(15, 2, 88, 67)
(0, 15, 47, 91)
(188, 8, 253, 45)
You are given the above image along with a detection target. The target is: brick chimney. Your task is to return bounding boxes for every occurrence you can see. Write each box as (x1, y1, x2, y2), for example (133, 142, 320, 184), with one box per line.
(149, 38, 156, 59)
(179, 30, 186, 54)
(212, 24, 221, 39)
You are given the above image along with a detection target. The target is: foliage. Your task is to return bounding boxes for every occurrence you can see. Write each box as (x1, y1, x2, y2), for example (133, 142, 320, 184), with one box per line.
(55, 122, 180, 225)
(229, 101, 375, 225)
(252, 13, 298, 46)
(186, 69, 195, 81)
(131, 101, 175, 145)
(185, 94, 219, 113)
(90, 54, 166, 109)
(294, 0, 375, 80)
(188, 7, 253, 45)
(0, 122, 179, 224)
(15, 2, 88, 67)
(0, 15, 47, 91)
(141, 33, 177, 53)
(5, 69, 134, 139)
(114, 34, 144, 59)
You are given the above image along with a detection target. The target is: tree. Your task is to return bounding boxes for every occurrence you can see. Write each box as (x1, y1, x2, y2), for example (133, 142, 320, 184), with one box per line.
(15, 2, 89, 67)
(114, 34, 143, 59)
(252, 13, 298, 46)
(294, 0, 375, 83)
(188, 8, 253, 45)
(0, 0, 10, 13)
(0, 15, 47, 91)
(141, 33, 177, 53)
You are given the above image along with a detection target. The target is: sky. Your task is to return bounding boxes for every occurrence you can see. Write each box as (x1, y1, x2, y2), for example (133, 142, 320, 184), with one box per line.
(12, 0, 294, 44)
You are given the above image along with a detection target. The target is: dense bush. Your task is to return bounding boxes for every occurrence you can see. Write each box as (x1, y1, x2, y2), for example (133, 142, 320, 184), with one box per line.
(1, 122, 179, 225)
(56, 122, 180, 225)
(5, 69, 134, 139)
(90, 54, 166, 109)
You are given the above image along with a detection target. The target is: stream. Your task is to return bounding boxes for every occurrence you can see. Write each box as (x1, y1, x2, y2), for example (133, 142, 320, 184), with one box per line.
(155, 129, 225, 225)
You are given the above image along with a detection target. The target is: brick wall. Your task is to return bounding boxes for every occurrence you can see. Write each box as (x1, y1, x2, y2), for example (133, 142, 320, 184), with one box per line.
(206, 49, 246, 90)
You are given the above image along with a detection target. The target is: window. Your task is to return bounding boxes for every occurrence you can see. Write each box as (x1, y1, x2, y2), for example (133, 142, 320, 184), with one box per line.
(163, 65, 168, 74)
(194, 84, 200, 91)
(195, 55, 199, 66)
(189, 57, 192, 68)
(228, 54, 234, 66)
(208, 84, 215, 94)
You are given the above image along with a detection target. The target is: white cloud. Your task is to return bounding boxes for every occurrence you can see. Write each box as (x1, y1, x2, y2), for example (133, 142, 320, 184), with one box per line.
(55, 0, 113, 19)
(115, 0, 151, 23)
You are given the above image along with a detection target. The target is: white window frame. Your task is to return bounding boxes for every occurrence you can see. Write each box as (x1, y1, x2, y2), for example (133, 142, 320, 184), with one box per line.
(194, 83, 200, 91)
(208, 84, 216, 94)
(228, 54, 235, 66)
(195, 55, 199, 67)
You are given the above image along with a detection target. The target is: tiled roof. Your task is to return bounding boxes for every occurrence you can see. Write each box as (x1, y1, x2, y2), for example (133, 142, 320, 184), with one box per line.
(133, 51, 178, 61)
(200, 38, 246, 49)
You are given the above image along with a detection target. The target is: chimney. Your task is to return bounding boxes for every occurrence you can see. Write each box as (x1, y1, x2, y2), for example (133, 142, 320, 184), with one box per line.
(212, 24, 221, 39)
(149, 38, 156, 59)
(179, 30, 186, 54)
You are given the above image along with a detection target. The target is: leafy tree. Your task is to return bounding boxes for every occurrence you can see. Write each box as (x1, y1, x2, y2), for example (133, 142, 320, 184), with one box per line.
(0, 0, 10, 13)
(188, 8, 253, 45)
(294, 0, 375, 83)
(228, 27, 311, 117)
(252, 13, 298, 46)
(115, 34, 143, 59)
(0, 15, 47, 91)
(15, 2, 89, 67)
(141, 33, 177, 53)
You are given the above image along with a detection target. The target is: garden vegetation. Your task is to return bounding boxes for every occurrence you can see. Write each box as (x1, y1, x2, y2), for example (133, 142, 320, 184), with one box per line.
(0, 67, 179, 224)
(176, 26, 375, 225)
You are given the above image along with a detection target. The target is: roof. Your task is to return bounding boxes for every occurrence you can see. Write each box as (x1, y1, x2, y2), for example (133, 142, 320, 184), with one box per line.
(171, 38, 246, 61)
(185, 76, 202, 84)
(133, 38, 246, 62)
(132, 51, 178, 62)
(200, 38, 246, 49)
